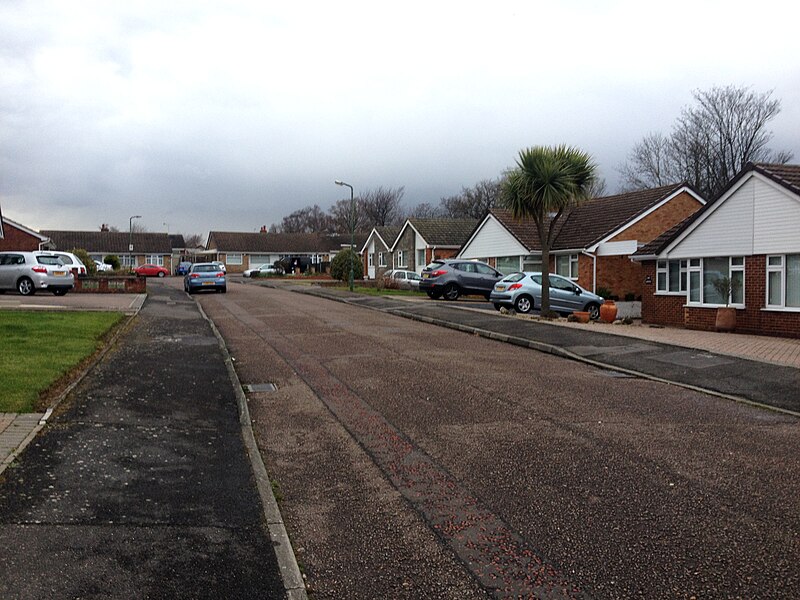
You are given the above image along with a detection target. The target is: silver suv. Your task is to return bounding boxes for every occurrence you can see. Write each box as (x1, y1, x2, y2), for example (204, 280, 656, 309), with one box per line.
(0, 251, 75, 296)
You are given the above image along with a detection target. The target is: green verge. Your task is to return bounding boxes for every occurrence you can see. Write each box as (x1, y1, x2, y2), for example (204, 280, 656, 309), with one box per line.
(0, 310, 123, 413)
(342, 285, 425, 297)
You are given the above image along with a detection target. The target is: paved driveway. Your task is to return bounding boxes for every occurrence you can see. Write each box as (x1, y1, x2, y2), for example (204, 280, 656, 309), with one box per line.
(197, 280, 800, 599)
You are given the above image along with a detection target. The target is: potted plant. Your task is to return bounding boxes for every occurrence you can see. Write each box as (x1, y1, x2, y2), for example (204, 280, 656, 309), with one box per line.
(711, 275, 741, 332)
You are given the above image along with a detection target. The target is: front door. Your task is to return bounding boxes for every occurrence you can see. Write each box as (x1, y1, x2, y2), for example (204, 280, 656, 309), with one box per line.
(368, 242, 376, 279)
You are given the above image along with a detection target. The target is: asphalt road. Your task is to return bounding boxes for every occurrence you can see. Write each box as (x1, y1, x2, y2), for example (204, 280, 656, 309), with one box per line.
(196, 280, 800, 599)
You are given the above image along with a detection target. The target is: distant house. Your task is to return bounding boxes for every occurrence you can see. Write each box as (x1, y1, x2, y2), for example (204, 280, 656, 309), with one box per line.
(458, 183, 705, 299)
(360, 226, 401, 279)
(0, 216, 52, 251)
(205, 231, 367, 274)
(389, 219, 478, 275)
(633, 163, 800, 337)
(42, 230, 174, 270)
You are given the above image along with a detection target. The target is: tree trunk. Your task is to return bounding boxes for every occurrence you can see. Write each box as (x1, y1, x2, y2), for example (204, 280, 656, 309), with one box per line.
(536, 219, 551, 314)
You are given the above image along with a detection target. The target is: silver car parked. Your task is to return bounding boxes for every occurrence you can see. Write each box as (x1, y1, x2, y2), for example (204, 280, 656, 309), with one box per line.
(0, 251, 75, 296)
(490, 272, 604, 318)
(381, 269, 422, 290)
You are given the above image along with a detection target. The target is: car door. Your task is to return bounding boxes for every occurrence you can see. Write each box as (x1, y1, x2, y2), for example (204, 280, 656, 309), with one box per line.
(548, 275, 583, 312)
(475, 263, 502, 293)
(0, 253, 24, 288)
(455, 262, 481, 292)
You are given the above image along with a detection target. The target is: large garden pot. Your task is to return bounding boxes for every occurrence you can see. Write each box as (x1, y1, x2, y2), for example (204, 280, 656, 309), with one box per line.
(600, 299, 618, 323)
(715, 307, 736, 332)
(573, 311, 590, 323)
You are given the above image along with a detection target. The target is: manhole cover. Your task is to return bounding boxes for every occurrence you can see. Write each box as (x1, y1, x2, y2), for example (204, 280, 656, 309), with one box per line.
(244, 383, 277, 393)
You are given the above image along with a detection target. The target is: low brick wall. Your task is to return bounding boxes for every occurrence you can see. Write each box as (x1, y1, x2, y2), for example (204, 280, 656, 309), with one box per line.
(72, 276, 146, 293)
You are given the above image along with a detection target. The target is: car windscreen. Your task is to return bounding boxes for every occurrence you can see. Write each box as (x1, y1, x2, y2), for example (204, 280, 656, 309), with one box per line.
(424, 261, 444, 270)
(193, 265, 219, 273)
(502, 273, 525, 282)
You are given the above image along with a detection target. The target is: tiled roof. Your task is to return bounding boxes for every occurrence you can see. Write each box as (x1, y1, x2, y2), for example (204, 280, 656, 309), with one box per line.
(41, 230, 173, 254)
(375, 226, 401, 248)
(409, 219, 478, 246)
(169, 234, 186, 249)
(207, 231, 367, 253)
(754, 163, 800, 197)
(490, 183, 690, 252)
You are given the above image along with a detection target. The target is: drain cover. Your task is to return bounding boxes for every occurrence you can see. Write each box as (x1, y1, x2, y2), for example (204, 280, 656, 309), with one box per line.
(244, 383, 277, 393)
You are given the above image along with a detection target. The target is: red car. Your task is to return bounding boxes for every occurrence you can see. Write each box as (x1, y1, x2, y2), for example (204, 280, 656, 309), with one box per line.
(134, 264, 169, 277)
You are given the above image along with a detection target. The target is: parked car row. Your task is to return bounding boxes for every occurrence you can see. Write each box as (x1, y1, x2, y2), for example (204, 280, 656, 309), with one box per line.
(417, 258, 603, 318)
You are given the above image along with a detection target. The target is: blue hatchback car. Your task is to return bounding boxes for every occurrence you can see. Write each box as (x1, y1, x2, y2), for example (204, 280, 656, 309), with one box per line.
(184, 262, 227, 294)
(176, 261, 192, 276)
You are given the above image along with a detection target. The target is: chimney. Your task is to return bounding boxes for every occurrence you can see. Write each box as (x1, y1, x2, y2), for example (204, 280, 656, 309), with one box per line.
(100, 223, 110, 232)
(260, 225, 267, 233)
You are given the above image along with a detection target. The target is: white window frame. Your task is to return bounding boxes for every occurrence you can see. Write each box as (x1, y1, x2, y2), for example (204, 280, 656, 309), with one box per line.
(656, 259, 687, 294)
(121, 255, 136, 268)
(146, 255, 164, 266)
(555, 254, 578, 279)
(685, 256, 745, 307)
(416, 249, 425, 269)
(397, 250, 406, 268)
(766, 254, 800, 310)
(368, 254, 374, 268)
(378, 252, 386, 267)
(227, 253, 243, 265)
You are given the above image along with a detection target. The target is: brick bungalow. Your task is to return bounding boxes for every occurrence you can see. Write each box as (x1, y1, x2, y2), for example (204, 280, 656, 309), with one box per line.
(361, 225, 401, 279)
(389, 219, 478, 275)
(632, 163, 800, 338)
(206, 231, 367, 274)
(458, 183, 705, 299)
(42, 230, 174, 271)
(0, 215, 53, 251)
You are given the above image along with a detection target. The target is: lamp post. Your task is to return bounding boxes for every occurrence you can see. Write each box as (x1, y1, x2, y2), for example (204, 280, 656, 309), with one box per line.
(334, 180, 355, 292)
(129, 215, 141, 270)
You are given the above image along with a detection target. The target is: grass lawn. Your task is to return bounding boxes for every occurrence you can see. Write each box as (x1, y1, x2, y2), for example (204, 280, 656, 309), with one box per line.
(345, 285, 425, 297)
(0, 311, 123, 413)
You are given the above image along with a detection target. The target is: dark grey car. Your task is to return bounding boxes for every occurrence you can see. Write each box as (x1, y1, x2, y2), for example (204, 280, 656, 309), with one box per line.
(419, 259, 504, 301)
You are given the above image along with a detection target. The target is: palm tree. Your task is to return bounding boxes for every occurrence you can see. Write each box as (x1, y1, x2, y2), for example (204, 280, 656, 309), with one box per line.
(502, 145, 596, 315)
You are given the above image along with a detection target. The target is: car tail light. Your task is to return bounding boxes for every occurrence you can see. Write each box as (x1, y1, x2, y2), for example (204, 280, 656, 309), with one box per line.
(508, 283, 523, 291)
(430, 270, 447, 277)
(190, 273, 200, 278)
(216, 272, 224, 277)
(32, 265, 47, 273)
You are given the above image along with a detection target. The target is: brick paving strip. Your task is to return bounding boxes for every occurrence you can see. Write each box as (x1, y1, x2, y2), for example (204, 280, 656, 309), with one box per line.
(220, 300, 585, 599)
(0, 413, 46, 476)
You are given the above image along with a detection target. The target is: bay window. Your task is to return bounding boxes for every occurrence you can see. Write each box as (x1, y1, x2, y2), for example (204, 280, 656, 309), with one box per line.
(685, 256, 744, 305)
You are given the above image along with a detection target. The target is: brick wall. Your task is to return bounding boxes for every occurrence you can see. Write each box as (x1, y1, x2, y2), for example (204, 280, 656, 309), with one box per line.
(73, 276, 146, 293)
(0, 222, 43, 251)
(642, 257, 800, 338)
(610, 191, 703, 245)
(595, 255, 642, 299)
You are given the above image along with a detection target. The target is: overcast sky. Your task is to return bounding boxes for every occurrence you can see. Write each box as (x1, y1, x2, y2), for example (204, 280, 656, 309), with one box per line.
(2, 1, 798, 239)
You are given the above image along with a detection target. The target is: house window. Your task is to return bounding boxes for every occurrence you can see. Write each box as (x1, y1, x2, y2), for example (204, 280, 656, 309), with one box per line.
(555, 254, 578, 279)
(522, 255, 542, 272)
(121, 255, 136, 268)
(656, 260, 687, 294)
(496, 256, 520, 274)
(227, 253, 243, 265)
(397, 250, 406, 267)
(767, 254, 800, 308)
(378, 252, 387, 267)
(416, 249, 425, 269)
(686, 257, 745, 306)
(368, 254, 374, 268)
(146, 255, 164, 266)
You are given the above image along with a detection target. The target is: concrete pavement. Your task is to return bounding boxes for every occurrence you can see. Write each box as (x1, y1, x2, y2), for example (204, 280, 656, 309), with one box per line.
(0, 282, 287, 599)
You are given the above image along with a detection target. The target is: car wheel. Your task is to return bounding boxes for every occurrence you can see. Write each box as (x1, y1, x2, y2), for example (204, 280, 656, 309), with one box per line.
(157, 271, 165, 278)
(426, 290, 441, 300)
(493, 303, 502, 311)
(514, 295, 533, 314)
(17, 277, 35, 296)
(586, 302, 601, 320)
(443, 283, 460, 301)
(52, 289, 68, 296)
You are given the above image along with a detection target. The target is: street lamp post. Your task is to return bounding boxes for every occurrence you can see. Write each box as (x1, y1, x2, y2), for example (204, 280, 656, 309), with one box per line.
(129, 215, 142, 270)
(334, 180, 355, 292)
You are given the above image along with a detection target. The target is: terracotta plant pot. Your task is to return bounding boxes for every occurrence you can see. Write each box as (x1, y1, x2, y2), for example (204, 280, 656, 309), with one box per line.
(715, 307, 736, 332)
(573, 311, 590, 323)
(600, 299, 618, 323)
